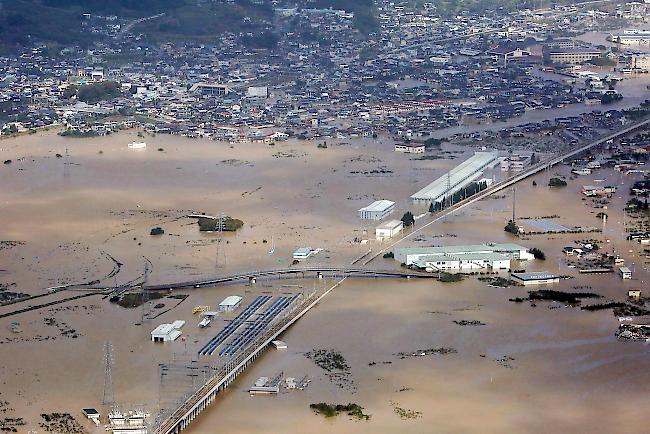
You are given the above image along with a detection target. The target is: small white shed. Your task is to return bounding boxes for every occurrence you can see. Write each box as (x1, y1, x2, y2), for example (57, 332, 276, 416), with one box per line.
(219, 295, 243, 312)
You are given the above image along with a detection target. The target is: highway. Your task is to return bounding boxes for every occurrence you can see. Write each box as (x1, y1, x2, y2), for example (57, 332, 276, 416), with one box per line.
(141, 267, 436, 291)
(363, 116, 650, 265)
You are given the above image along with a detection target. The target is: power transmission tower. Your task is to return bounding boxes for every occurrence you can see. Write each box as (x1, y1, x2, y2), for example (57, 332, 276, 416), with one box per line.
(103, 341, 115, 406)
(140, 257, 153, 323)
(215, 212, 226, 268)
(63, 147, 70, 182)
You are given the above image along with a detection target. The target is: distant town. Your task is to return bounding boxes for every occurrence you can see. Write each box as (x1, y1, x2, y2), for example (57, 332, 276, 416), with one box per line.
(1, 0, 649, 143)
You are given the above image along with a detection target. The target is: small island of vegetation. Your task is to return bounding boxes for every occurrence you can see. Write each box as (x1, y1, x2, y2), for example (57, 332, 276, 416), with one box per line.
(309, 403, 370, 420)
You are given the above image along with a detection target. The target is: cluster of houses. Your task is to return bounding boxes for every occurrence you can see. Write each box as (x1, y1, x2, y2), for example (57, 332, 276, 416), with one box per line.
(2, 0, 646, 142)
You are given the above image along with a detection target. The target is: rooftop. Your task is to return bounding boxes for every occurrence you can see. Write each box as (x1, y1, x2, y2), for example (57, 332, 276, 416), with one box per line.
(359, 200, 395, 213)
(411, 152, 499, 202)
(511, 272, 560, 280)
(377, 219, 403, 230)
(397, 243, 529, 256)
(219, 295, 243, 307)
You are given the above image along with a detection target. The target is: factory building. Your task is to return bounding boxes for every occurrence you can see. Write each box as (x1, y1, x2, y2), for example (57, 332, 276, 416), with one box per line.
(547, 49, 603, 65)
(511, 272, 560, 285)
(189, 82, 230, 96)
(375, 220, 404, 241)
(395, 143, 425, 153)
(219, 295, 243, 312)
(395, 243, 534, 272)
(247, 86, 270, 98)
(151, 320, 185, 342)
(611, 30, 650, 45)
(358, 200, 395, 220)
(293, 247, 314, 260)
(411, 152, 499, 204)
(630, 54, 650, 70)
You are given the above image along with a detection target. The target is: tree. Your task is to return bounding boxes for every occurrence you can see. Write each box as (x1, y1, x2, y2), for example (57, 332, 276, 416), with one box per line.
(504, 220, 519, 235)
(401, 211, 415, 227)
(529, 247, 546, 260)
(150, 227, 164, 235)
(548, 177, 567, 187)
(424, 137, 442, 148)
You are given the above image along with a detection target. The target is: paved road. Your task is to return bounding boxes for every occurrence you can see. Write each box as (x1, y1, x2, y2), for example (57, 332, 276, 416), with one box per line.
(117, 13, 165, 38)
(141, 266, 436, 291)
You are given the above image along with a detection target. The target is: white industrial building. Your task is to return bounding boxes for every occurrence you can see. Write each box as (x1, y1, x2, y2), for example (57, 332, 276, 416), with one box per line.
(151, 320, 185, 342)
(376, 220, 404, 241)
(247, 86, 269, 98)
(358, 200, 395, 220)
(394, 243, 534, 271)
(411, 151, 499, 203)
(611, 30, 650, 45)
(619, 266, 632, 279)
(395, 143, 425, 153)
(511, 272, 560, 285)
(293, 247, 314, 260)
(219, 295, 243, 312)
(189, 82, 230, 96)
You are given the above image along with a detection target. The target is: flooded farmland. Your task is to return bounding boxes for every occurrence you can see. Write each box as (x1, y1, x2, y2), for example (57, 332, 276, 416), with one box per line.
(0, 126, 649, 434)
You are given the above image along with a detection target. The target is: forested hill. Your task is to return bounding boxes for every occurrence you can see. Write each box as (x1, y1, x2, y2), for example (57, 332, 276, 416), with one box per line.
(0, 0, 579, 52)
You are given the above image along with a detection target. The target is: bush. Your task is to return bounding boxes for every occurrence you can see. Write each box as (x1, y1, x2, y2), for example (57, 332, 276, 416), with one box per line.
(424, 137, 442, 148)
(548, 177, 567, 187)
(504, 219, 519, 235)
(401, 211, 415, 227)
(439, 273, 464, 283)
(197, 216, 244, 232)
(383, 251, 394, 259)
(150, 227, 164, 236)
(529, 247, 546, 260)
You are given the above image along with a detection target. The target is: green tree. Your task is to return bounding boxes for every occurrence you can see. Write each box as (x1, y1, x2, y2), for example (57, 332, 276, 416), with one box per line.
(504, 220, 519, 235)
(529, 247, 546, 260)
(401, 211, 415, 227)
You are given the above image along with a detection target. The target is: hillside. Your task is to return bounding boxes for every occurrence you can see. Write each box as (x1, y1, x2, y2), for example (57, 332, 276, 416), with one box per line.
(0, 0, 380, 51)
(0, 0, 273, 50)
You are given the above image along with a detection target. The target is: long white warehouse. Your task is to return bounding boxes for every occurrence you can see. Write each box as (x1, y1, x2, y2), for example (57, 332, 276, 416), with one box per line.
(358, 200, 395, 220)
(394, 243, 535, 271)
(411, 151, 499, 203)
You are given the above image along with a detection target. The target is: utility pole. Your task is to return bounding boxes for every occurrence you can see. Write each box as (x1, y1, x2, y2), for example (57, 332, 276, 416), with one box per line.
(215, 212, 226, 268)
(63, 147, 70, 182)
(512, 186, 517, 223)
(103, 341, 114, 406)
(141, 258, 151, 323)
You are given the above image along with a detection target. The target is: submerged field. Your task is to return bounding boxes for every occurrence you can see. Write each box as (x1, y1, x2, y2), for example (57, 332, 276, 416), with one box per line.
(0, 128, 649, 433)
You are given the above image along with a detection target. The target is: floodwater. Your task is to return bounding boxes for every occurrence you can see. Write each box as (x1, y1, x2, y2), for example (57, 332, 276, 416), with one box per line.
(0, 125, 649, 433)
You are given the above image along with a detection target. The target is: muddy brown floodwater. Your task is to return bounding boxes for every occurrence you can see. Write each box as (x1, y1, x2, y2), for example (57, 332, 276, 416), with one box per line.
(0, 127, 649, 433)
